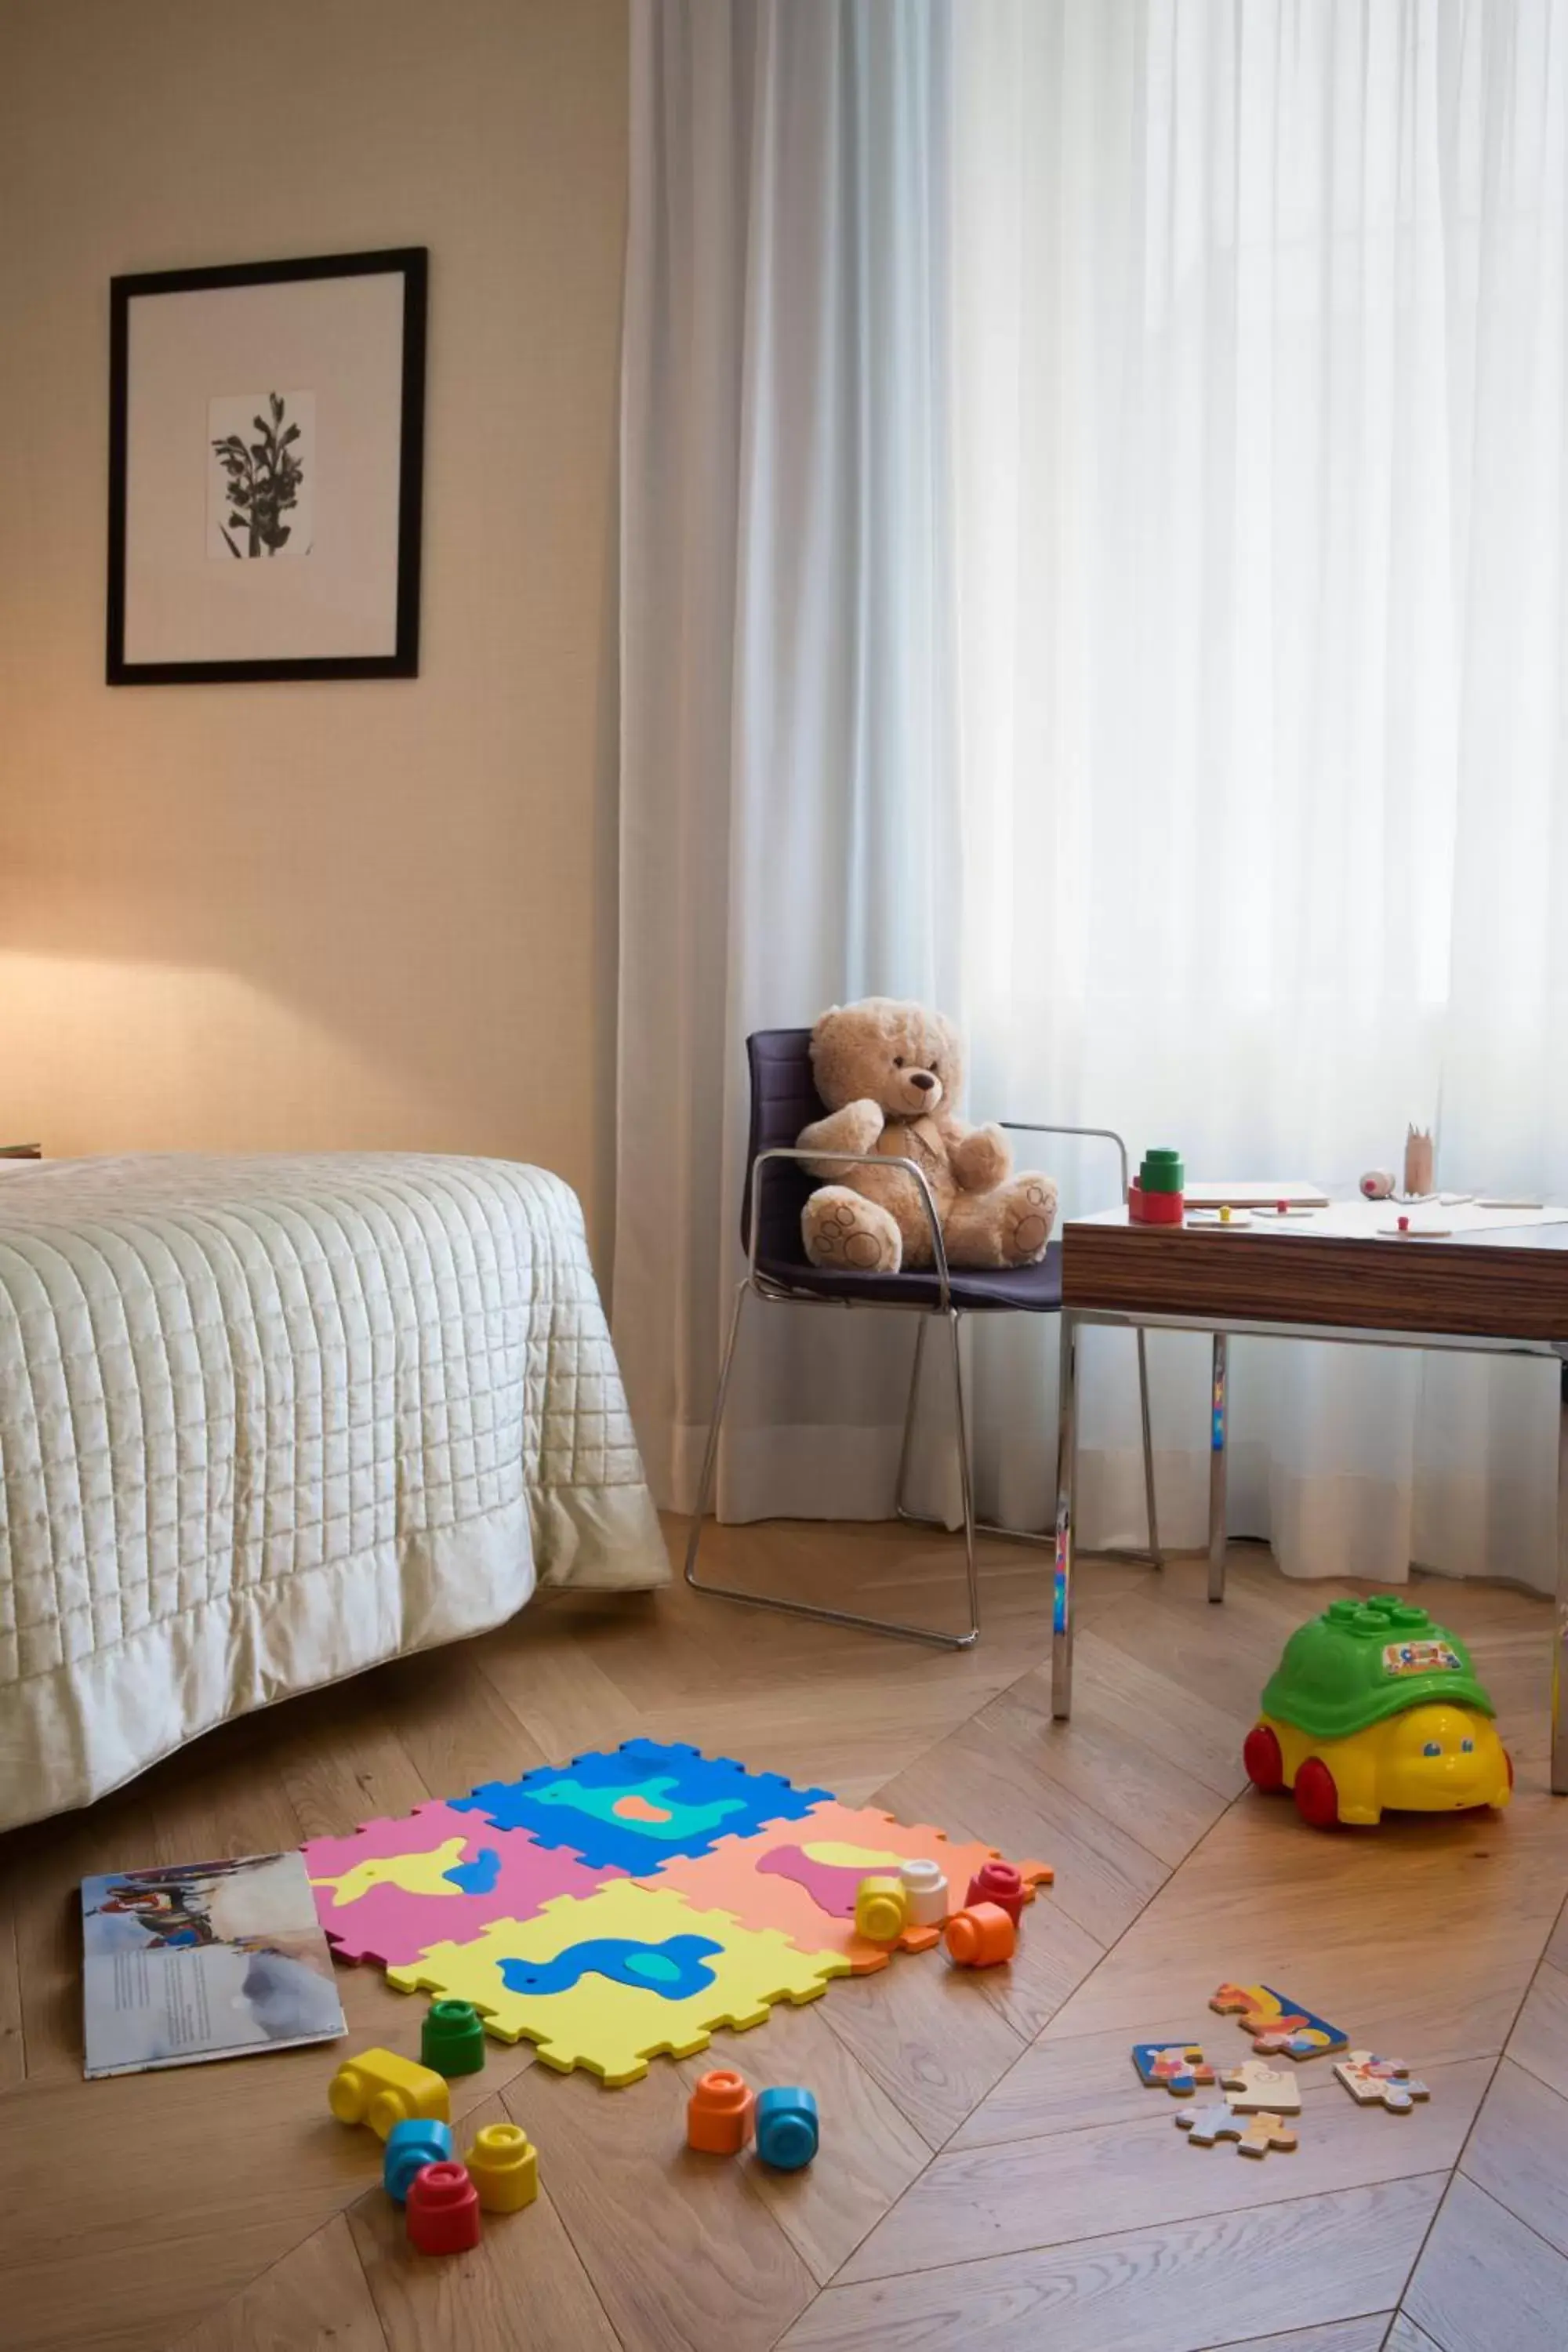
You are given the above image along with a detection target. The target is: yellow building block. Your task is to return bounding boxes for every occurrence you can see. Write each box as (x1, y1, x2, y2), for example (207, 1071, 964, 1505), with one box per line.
(387, 1881, 848, 2087)
(853, 1875, 907, 1945)
(465, 2122, 539, 2212)
(328, 2045, 452, 2140)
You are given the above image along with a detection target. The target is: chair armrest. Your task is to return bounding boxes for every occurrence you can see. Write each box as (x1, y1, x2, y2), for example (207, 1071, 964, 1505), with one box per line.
(748, 1148, 952, 1310)
(1000, 1122, 1131, 1205)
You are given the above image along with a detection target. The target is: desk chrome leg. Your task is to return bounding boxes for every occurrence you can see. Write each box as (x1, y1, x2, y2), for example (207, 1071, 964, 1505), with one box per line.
(1555, 1355, 1568, 1795)
(1208, 1333, 1229, 1603)
(1137, 1329, 1163, 1568)
(1053, 1311, 1079, 1719)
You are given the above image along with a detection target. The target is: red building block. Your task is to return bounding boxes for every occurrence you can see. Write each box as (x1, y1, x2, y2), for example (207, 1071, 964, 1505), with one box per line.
(1127, 1181, 1185, 1225)
(406, 2161, 482, 2256)
(964, 1860, 1025, 1926)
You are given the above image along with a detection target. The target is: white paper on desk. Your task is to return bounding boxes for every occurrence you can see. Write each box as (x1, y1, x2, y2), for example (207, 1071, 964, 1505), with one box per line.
(1266, 1200, 1568, 1240)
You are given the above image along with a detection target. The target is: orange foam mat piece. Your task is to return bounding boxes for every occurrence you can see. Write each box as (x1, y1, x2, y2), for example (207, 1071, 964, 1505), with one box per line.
(640, 1802, 1052, 1973)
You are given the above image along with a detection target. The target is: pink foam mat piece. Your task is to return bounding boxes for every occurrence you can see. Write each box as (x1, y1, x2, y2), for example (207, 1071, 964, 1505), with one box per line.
(303, 1800, 617, 1968)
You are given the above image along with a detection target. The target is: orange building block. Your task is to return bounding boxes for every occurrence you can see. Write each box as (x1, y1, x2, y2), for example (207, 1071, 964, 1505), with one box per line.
(944, 1902, 1016, 1968)
(687, 2068, 757, 2154)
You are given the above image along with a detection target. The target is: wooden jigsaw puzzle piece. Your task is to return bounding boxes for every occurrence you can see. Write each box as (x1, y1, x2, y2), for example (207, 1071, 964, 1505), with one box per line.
(1218, 2058, 1302, 2114)
(1175, 2104, 1244, 2146)
(1236, 2112, 1298, 2158)
(1209, 1980, 1347, 2059)
(1334, 2050, 1431, 2111)
(1132, 2042, 1217, 2095)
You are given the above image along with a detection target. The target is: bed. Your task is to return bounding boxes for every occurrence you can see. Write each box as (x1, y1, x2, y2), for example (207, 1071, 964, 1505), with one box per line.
(0, 1153, 667, 1832)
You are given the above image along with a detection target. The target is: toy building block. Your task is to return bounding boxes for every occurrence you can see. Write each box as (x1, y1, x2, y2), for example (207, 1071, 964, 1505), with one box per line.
(898, 1859, 949, 1929)
(964, 1860, 1025, 1927)
(1129, 1148, 1185, 1225)
(329, 2046, 452, 2140)
(1334, 2051, 1431, 2113)
(1131, 2042, 1217, 2096)
(854, 1875, 907, 1946)
(1218, 2059, 1302, 2115)
(687, 2068, 757, 2155)
(755, 2085, 818, 2172)
(383, 2118, 456, 2203)
(464, 2122, 539, 2211)
(944, 1900, 1015, 1968)
(422, 1998, 488, 2078)
(406, 2159, 483, 2254)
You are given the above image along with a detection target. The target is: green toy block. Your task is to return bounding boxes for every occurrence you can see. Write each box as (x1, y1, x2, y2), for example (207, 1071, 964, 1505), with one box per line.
(1138, 1148, 1185, 1193)
(421, 1997, 488, 2078)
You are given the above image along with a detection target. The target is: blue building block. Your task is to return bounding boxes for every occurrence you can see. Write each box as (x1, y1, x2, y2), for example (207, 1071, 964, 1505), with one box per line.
(383, 2116, 455, 2202)
(754, 2085, 818, 2172)
(452, 1740, 831, 1875)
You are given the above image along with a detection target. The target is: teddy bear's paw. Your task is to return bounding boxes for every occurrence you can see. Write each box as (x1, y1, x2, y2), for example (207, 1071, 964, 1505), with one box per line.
(803, 1193, 902, 1274)
(1000, 1177, 1058, 1265)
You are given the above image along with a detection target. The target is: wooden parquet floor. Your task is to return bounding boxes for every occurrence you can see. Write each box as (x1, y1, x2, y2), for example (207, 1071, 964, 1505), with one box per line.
(1, 1521, 1565, 2352)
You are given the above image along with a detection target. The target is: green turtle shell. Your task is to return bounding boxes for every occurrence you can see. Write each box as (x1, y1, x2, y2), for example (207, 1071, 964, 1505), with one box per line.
(1260, 1595, 1495, 1742)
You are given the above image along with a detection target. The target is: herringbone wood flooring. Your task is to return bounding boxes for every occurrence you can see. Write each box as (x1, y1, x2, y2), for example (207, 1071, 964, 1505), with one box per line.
(1, 1523, 1564, 2352)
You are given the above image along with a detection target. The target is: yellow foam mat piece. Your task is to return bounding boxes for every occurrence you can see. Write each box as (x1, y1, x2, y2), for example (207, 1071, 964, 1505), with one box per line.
(386, 1880, 849, 2086)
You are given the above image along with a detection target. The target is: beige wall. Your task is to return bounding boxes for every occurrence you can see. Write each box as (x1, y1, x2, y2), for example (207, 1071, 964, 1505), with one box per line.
(0, 0, 626, 1251)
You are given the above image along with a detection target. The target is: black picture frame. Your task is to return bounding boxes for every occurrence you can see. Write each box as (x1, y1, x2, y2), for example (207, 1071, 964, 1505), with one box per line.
(107, 247, 427, 684)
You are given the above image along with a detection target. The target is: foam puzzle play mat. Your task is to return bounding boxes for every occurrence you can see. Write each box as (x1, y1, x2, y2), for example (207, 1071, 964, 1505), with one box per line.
(304, 1739, 1052, 2085)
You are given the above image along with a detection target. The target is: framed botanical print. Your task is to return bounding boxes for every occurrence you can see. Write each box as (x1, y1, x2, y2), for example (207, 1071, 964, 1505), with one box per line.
(107, 247, 427, 684)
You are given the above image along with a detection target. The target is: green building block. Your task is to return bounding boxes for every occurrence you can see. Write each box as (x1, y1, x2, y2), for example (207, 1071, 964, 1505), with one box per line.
(422, 1997, 488, 2077)
(1138, 1148, 1185, 1193)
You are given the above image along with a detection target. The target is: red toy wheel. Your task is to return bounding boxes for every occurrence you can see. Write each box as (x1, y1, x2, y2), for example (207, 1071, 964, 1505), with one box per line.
(1243, 1722, 1285, 1793)
(1293, 1757, 1341, 1830)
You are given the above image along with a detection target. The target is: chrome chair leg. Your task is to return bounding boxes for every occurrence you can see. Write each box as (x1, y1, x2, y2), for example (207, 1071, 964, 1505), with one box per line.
(685, 1285, 980, 1649)
(1554, 1351, 1568, 1796)
(1052, 1309, 1078, 1718)
(945, 1306, 982, 1643)
(1208, 1331, 1229, 1602)
(897, 1312, 1161, 1566)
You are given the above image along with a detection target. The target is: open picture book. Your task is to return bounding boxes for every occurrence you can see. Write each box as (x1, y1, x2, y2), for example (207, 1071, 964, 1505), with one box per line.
(81, 1849, 345, 2079)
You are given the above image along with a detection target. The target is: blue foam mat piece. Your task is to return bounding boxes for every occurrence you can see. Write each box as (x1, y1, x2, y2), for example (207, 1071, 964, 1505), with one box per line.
(452, 1738, 832, 1874)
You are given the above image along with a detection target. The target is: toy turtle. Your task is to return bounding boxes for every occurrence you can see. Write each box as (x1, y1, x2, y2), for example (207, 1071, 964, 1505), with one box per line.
(1244, 1595, 1512, 1829)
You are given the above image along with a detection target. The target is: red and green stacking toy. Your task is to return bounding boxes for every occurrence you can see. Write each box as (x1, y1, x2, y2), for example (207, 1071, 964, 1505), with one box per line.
(1128, 1147, 1185, 1226)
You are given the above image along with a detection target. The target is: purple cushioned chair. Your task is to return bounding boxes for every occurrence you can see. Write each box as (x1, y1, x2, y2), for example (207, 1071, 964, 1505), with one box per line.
(684, 1028, 1163, 1647)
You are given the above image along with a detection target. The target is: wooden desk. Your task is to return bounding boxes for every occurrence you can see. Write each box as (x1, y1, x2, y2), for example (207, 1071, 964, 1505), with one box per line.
(1054, 1209, 1568, 1792)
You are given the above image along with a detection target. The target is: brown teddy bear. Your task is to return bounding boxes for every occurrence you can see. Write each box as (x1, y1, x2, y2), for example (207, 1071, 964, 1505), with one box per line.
(797, 997, 1058, 1272)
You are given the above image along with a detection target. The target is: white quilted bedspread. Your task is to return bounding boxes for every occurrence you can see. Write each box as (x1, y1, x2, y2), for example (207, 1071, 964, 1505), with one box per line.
(0, 1154, 667, 1831)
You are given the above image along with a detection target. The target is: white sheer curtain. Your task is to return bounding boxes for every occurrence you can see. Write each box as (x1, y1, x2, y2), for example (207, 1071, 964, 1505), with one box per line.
(617, 0, 1568, 1592)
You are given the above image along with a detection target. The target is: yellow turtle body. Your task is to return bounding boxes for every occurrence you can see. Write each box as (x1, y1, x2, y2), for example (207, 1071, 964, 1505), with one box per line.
(1258, 1704, 1512, 1827)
